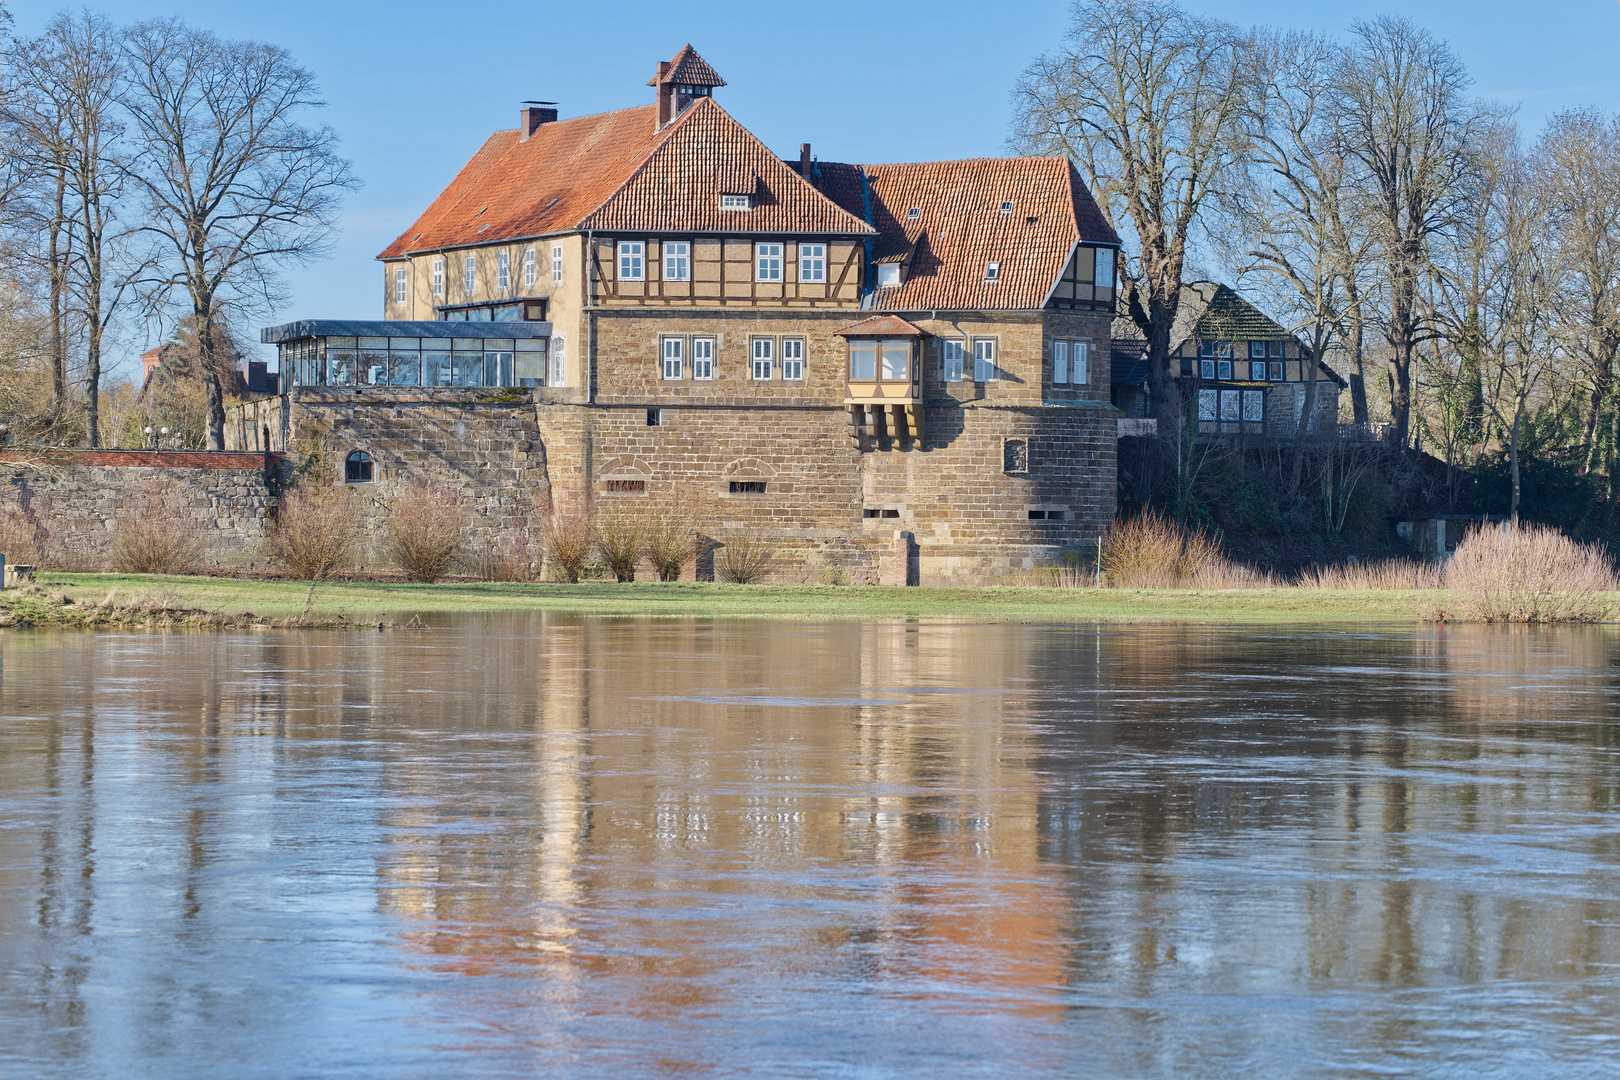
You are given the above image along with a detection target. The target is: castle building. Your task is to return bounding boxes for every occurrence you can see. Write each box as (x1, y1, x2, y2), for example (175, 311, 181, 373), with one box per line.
(233, 46, 1123, 583)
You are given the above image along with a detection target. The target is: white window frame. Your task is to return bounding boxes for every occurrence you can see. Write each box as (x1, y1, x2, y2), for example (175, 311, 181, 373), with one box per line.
(549, 336, 566, 386)
(497, 250, 510, 292)
(876, 263, 901, 288)
(1052, 341, 1068, 384)
(1200, 359, 1216, 381)
(661, 336, 683, 380)
(463, 255, 476, 296)
(985, 262, 1000, 282)
(973, 339, 996, 382)
(523, 248, 536, 288)
(394, 267, 407, 304)
(1096, 247, 1115, 287)
(617, 241, 644, 281)
(751, 337, 774, 380)
(942, 339, 965, 382)
(431, 258, 444, 297)
(720, 193, 751, 211)
(755, 243, 783, 283)
(692, 337, 715, 380)
(1073, 342, 1090, 385)
(551, 243, 564, 284)
(1250, 340, 1267, 359)
(781, 338, 804, 381)
(799, 243, 826, 283)
(664, 241, 690, 281)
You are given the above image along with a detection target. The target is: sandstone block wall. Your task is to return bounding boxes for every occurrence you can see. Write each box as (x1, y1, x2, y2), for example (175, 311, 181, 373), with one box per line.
(0, 452, 275, 571)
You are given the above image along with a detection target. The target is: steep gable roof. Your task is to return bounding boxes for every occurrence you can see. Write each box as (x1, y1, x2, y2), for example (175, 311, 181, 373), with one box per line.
(579, 98, 872, 235)
(647, 44, 725, 88)
(378, 104, 666, 258)
(814, 157, 1121, 311)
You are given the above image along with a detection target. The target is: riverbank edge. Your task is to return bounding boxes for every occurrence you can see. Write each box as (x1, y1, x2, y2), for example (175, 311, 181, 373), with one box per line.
(0, 572, 1453, 627)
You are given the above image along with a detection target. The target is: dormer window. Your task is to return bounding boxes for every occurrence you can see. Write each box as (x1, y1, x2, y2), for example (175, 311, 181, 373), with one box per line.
(906, 208, 921, 221)
(999, 201, 1013, 214)
(720, 193, 751, 212)
(985, 262, 1001, 282)
(876, 263, 902, 288)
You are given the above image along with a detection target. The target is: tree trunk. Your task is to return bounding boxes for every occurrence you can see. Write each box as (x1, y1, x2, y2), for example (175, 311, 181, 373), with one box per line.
(47, 165, 68, 432)
(1509, 405, 1522, 526)
(1347, 312, 1368, 427)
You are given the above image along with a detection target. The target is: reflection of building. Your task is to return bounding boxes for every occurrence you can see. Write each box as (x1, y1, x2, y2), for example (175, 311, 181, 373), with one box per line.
(227, 44, 1124, 583)
(1111, 282, 1345, 435)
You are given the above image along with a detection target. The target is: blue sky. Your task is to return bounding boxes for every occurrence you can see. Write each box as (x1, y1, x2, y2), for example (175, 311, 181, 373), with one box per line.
(8, 0, 1620, 377)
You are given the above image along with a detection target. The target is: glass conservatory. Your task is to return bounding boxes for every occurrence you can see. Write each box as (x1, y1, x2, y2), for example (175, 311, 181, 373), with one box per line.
(261, 320, 555, 389)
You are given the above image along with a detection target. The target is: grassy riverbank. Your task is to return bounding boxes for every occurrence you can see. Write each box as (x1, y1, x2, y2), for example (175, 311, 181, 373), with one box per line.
(0, 572, 1444, 625)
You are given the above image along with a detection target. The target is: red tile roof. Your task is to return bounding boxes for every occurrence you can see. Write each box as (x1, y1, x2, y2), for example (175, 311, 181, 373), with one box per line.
(377, 104, 667, 258)
(834, 315, 928, 337)
(647, 44, 725, 88)
(580, 98, 871, 235)
(814, 157, 1121, 312)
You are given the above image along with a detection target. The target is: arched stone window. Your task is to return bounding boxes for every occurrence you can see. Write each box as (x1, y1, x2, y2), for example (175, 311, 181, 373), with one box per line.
(345, 450, 374, 483)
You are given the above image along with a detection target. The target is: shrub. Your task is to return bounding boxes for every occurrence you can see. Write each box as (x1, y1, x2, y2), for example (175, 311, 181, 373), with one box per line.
(544, 510, 593, 583)
(0, 503, 47, 567)
(267, 485, 360, 582)
(110, 482, 207, 574)
(1442, 523, 1616, 623)
(594, 503, 645, 582)
(643, 505, 694, 582)
(716, 528, 773, 584)
(462, 541, 533, 582)
(384, 481, 466, 583)
(1100, 509, 1247, 588)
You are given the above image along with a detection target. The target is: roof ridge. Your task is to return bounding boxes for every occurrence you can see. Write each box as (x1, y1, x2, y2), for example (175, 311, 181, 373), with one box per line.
(490, 101, 656, 135)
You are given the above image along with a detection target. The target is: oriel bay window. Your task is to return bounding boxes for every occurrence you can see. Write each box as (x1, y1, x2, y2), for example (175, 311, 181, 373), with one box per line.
(838, 316, 926, 446)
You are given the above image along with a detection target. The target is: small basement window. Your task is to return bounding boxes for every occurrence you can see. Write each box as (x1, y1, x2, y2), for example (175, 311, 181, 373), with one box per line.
(345, 450, 373, 483)
(1028, 509, 1068, 521)
(729, 480, 767, 494)
(863, 508, 900, 519)
(1003, 439, 1028, 473)
(606, 479, 646, 493)
(985, 262, 1000, 282)
(646, 408, 661, 426)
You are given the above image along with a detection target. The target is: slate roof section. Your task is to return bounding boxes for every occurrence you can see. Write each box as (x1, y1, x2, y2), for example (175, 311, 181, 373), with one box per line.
(646, 44, 726, 87)
(579, 98, 873, 235)
(378, 104, 667, 258)
(1110, 337, 1149, 387)
(813, 157, 1122, 312)
(262, 320, 551, 343)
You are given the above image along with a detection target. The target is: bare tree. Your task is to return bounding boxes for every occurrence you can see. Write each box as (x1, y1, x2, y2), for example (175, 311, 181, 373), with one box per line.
(120, 19, 356, 449)
(1012, 0, 1252, 508)
(1334, 15, 1495, 450)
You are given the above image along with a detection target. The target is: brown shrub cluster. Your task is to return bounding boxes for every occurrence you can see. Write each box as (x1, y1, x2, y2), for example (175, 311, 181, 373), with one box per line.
(384, 481, 466, 583)
(1099, 510, 1260, 588)
(1441, 523, 1616, 623)
(110, 482, 207, 575)
(267, 484, 360, 582)
(716, 528, 772, 584)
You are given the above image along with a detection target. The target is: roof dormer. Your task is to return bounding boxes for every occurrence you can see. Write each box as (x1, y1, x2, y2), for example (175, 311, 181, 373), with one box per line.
(649, 44, 726, 131)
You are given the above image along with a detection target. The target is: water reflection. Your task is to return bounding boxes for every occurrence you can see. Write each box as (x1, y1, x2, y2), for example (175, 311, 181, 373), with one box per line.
(1, 618, 1617, 1078)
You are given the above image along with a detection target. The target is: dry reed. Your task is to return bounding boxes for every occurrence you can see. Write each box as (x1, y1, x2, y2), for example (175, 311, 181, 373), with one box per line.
(384, 481, 466, 583)
(1297, 559, 1443, 590)
(1100, 510, 1252, 588)
(1440, 523, 1616, 623)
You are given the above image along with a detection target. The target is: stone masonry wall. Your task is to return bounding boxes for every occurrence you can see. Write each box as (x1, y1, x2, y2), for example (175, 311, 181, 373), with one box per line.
(0, 451, 275, 571)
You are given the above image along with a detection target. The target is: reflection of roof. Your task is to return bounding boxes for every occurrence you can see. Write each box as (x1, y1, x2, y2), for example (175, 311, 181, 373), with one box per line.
(1112, 282, 1348, 387)
(835, 314, 928, 337)
(815, 156, 1119, 312)
(261, 320, 551, 343)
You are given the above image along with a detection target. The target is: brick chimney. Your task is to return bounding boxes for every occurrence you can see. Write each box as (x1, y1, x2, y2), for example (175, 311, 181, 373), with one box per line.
(800, 143, 812, 177)
(520, 102, 558, 142)
(653, 62, 673, 129)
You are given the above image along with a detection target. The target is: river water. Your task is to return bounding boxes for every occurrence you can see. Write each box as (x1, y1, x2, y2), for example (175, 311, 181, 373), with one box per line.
(1, 616, 1617, 1079)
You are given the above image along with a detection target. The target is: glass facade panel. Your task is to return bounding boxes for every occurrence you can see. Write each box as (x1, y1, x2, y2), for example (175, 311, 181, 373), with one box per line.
(328, 351, 356, 385)
(515, 340, 547, 387)
(849, 343, 876, 380)
(389, 352, 419, 386)
(492, 304, 523, 322)
(423, 352, 451, 387)
(361, 350, 389, 385)
(881, 343, 909, 380)
(358, 337, 387, 350)
(390, 338, 421, 351)
(485, 352, 514, 387)
(451, 352, 482, 386)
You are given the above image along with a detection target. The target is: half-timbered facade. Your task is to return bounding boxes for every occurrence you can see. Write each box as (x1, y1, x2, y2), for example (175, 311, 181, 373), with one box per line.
(233, 45, 1124, 583)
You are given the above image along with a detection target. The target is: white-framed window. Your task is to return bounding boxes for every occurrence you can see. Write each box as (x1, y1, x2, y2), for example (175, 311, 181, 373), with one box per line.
(799, 243, 826, 283)
(617, 241, 644, 281)
(661, 337, 683, 380)
(394, 267, 407, 304)
(551, 243, 564, 284)
(664, 241, 690, 281)
(1199, 340, 1214, 357)
(523, 248, 536, 287)
(550, 335, 566, 386)
(985, 262, 1000, 282)
(876, 263, 901, 288)
(1199, 388, 1217, 420)
(692, 337, 714, 380)
(1052, 341, 1069, 384)
(1217, 360, 1233, 381)
(999, 201, 1014, 214)
(942, 339, 964, 382)
(1243, 389, 1264, 422)
(973, 339, 996, 382)
(782, 338, 804, 380)
(497, 250, 510, 291)
(1251, 361, 1268, 381)
(751, 338, 774, 380)
(720, 193, 751, 211)
(1096, 247, 1115, 286)
(1201, 359, 1215, 380)
(756, 243, 783, 282)
(1073, 342, 1090, 384)
(1251, 341, 1267, 359)
(463, 255, 476, 296)
(1270, 340, 1285, 358)
(1270, 361, 1283, 381)
(431, 258, 444, 297)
